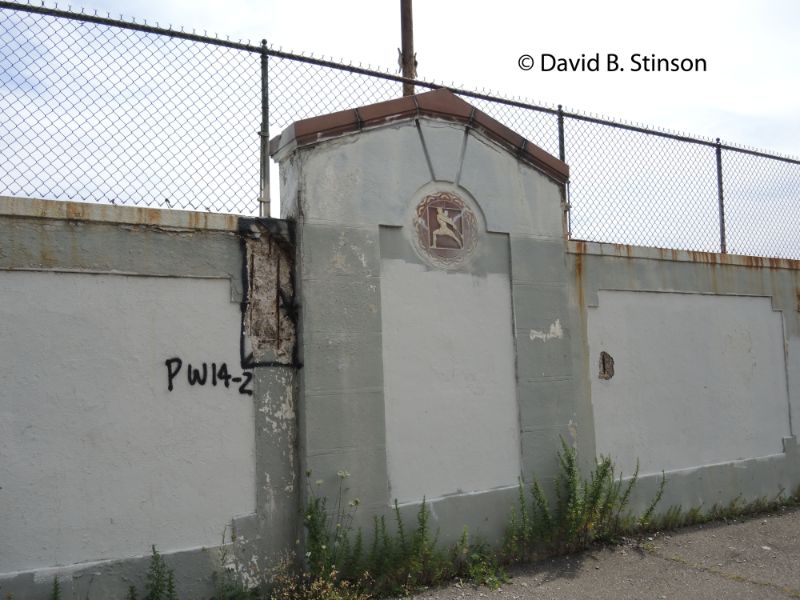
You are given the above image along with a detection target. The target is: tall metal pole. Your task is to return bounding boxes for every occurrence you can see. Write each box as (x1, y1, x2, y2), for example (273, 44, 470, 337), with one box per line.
(259, 39, 270, 218)
(400, 0, 415, 96)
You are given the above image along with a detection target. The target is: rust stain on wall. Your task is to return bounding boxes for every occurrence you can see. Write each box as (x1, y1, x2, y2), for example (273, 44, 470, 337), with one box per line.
(574, 243, 585, 319)
(570, 239, 800, 271)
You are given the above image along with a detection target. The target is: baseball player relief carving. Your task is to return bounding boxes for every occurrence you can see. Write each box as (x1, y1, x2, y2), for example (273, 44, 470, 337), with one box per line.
(432, 206, 462, 248)
(413, 191, 478, 267)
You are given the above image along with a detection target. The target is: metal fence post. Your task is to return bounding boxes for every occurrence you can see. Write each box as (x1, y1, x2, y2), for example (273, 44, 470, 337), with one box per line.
(259, 39, 270, 218)
(557, 105, 571, 237)
(716, 138, 727, 253)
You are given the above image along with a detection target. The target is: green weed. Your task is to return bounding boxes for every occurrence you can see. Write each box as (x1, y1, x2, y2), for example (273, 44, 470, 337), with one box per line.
(123, 545, 177, 600)
(299, 470, 505, 597)
(451, 528, 507, 590)
(49, 577, 61, 600)
(649, 484, 800, 532)
(504, 438, 666, 559)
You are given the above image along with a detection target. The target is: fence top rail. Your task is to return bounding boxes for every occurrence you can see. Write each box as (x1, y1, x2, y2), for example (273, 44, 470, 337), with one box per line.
(2, 0, 799, 166)
(0, 0, 261, 51)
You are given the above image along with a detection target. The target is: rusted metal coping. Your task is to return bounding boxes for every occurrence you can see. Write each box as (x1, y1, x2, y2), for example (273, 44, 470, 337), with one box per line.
(269, 88, 570, 184)
(0, 196, 239, 231)
(568, 239, 800, 270)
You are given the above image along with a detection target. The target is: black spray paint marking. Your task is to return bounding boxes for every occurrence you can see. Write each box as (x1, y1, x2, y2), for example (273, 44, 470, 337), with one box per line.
(165, 357, 182, 391)
(187, 363, 208, 386)
(164, 357, 253, 395)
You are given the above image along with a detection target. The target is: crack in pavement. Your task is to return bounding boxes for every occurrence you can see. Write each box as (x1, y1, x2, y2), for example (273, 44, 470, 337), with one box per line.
(648, 548, 800, 599)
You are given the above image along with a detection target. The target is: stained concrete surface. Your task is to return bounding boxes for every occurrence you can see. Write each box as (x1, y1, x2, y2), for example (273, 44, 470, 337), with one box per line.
(413, 506, 800, 599)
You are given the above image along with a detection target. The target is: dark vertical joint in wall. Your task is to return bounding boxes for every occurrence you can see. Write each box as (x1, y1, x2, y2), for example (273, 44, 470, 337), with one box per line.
(716, 138, 727, 254)
(238, 217, 299, 368)
(275, 243, 281, 346)
(454, 108, 474, 187)
(415, 116, 436, 182)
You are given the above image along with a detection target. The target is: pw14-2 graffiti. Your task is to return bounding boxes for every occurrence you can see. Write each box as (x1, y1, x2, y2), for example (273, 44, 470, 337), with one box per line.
(165, 357, 253, 395)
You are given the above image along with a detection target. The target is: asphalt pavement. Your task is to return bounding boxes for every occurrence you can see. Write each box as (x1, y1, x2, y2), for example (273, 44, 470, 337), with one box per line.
(414, 506, 800, 599)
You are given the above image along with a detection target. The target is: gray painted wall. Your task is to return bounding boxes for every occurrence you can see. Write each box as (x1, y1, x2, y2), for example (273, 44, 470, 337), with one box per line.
(277, 116, 576, 546)
(276, 113, 799, 551)
(569, 241, 800, 512)
(3, 107, 799, 597)
(0, 199, 298, 599)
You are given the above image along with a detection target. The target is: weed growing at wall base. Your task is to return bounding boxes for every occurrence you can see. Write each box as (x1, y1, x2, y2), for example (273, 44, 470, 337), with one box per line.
(92, 458, 800, 600)
(651, 484, 800, 531)
(292, 443, 663, 599)
(50, 577, 61, 600)
(504, 438, 666, 560)
(300, 471, 476, 597)
(123, 546, 178, 600)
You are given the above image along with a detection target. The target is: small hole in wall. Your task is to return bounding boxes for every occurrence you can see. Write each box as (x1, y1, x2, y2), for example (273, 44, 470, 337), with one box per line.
(599, 351, 614, 380)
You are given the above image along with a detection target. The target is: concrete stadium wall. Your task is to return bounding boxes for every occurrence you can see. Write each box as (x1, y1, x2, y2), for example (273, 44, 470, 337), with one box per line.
(570, 242, 800, 512)
(274, 114, 580, 545)
(3, 96, 799, 598)
(274, 108, 799, 548)
(0, 199, 298, 599)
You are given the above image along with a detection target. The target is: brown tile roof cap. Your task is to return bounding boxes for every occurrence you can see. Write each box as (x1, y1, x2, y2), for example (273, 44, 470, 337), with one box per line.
(270, 88, 569, 184)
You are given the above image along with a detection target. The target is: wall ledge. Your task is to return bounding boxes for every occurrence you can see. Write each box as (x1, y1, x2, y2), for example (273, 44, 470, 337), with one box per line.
(0, 196, 240, 232)
(568, 239, 800, 271)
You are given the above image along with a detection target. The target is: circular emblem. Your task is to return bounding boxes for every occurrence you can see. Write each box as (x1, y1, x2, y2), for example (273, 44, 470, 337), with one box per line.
(413, 191, 478, 268)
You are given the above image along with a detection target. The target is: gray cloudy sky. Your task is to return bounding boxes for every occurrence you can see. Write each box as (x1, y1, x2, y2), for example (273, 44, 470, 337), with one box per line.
(72, 0, 800, 156)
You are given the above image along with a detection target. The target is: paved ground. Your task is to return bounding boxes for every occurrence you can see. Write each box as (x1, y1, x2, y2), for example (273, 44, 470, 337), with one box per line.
(414, 506, 800, 599)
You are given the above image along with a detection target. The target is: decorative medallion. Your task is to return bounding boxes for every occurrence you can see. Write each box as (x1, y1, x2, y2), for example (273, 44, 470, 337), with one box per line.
(413, 191, 478, 267)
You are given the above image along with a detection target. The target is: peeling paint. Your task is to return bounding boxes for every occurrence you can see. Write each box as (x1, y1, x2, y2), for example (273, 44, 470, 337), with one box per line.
(529, 319, 563, 342)
(258, 382, 295, 435)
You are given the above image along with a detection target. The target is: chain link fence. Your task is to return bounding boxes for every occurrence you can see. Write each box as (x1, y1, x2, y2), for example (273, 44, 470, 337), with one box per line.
(1, 2, 261, 214)
(565, 118, 721, 252)
(1, 2, 798, 258)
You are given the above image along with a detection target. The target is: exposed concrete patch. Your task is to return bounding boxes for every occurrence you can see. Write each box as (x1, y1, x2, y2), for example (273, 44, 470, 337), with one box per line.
(241, 219, 297, 365)
(598, 351, 615, 380)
